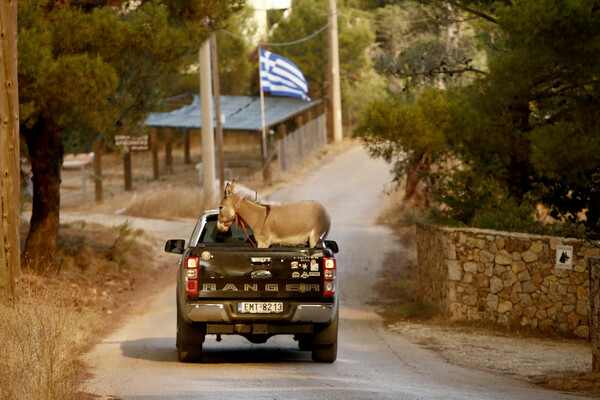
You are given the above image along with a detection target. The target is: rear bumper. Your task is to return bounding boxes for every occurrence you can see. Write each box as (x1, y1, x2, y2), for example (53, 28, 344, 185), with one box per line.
(185, 301, 336, 324)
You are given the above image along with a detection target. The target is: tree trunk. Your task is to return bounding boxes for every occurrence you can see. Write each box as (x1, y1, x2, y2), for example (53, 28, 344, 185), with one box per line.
(404, 152, 431, 207)
(22, 118, 63, 273)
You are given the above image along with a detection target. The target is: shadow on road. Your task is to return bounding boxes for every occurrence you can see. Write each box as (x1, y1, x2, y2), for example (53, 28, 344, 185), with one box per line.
(119, 337, 313, 363)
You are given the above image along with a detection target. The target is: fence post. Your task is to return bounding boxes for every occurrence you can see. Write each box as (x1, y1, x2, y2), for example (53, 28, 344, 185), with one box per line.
(183, 129, 191, 165)
(151, 127, 159, 181)
(589, 256, 600, 372)
(93, 139, 103, 203)
(295, 115, 304, 162)
(123, 150, 132, 191)
(278, 124, 287, 172)
(165, 128, 173, 174)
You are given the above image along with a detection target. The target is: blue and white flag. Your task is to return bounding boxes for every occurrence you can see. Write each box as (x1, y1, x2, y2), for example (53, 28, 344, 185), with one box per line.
(259, 48, 311, 101)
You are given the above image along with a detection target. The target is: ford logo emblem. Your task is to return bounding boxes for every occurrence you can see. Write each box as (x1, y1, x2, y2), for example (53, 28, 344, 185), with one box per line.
(251, 270, 272, 279)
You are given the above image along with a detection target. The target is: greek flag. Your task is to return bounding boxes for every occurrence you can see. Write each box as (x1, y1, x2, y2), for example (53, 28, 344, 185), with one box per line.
(259, 48, 310, 101)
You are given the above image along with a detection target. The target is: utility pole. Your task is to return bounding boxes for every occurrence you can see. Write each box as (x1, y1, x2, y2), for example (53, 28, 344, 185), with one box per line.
(200, 39, 216, 205)
(210, 32, 225, 196)
(328, 0, 343, 143)
(0, 0, 21, 298)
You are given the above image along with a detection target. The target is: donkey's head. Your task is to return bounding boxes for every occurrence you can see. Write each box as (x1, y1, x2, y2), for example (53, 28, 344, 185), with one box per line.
(217, 179, 240, 232)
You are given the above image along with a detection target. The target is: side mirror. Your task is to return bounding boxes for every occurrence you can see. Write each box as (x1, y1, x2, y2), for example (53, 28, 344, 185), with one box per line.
(324, 240, 339, 254)
(165, 239, 185, 254)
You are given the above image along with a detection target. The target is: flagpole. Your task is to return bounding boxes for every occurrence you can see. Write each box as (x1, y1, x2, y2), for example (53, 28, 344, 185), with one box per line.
(258, 46, 268, 159)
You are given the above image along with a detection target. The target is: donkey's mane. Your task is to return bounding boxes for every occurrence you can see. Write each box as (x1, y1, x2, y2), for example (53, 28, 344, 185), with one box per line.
(238, 194, 272, 218)
(239, 193, 268, 206)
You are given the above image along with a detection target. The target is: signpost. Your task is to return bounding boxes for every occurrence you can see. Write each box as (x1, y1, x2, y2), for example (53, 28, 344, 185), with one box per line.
(115, 135, 150, 190)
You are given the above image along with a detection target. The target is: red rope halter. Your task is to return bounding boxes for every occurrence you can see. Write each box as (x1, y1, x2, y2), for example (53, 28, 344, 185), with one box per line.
(218, 198, 256, 248)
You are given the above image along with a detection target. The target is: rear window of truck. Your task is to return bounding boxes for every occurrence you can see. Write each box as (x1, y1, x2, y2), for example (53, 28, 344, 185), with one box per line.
(200, 220, 256, 245)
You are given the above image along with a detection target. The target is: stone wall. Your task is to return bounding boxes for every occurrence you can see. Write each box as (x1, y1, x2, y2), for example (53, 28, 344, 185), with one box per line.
(416, 221, 597, 338)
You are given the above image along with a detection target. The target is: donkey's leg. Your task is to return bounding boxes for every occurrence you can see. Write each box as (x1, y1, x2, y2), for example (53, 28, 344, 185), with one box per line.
(308, 230, 319, 248)
(255, 233, 270, 248)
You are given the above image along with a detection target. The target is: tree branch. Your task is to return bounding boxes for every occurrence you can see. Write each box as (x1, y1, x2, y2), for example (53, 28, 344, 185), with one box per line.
(394, 66, 488, 79)
(446, 0, 497, 24)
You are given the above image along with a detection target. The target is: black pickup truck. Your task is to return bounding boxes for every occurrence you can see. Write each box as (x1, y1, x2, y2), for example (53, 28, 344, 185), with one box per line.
(164, 209, 339, 363)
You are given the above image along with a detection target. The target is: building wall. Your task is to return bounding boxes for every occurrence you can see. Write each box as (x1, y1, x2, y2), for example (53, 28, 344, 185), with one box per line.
(416, 221, 596, 338)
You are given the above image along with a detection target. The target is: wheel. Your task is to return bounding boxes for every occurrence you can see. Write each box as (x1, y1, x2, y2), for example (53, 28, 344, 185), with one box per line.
(311, 308, 338, 363)
(177, 338, 203, 362)
(176, 296, 206, 363)
(311, 342, 337, 363)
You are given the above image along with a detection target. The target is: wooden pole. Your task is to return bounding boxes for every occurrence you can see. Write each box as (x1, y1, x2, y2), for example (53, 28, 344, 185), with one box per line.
(93, 139, 103, 203)
(590, 256, 600, 372)
(183, 129, 191, 165)
(295, 115, 304, 162)
(210, 32, 225, 195)
(278, 124, 286, 172)
(0, 0, 21, 298)
(328, 0, 343, 143)
(123, 150, 132, 191)
(151, 127, 159, 180)
(200, 39, 216, 205)
(165, 128, 173, 174)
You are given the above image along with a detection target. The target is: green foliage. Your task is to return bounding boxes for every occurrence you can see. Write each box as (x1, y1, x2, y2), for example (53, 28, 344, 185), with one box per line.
(268, 0, 375, 107)
(106, 222, 139, 268)
(356, 0, 600, 236)
(354, 88, 478, 184)
(372, 2, 487, 96)
(217, 4, 257, 95)
(18, 0, 242, 149)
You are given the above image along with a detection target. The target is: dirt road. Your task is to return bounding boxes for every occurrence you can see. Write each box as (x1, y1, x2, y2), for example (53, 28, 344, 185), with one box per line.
(82, 145, 592, 399)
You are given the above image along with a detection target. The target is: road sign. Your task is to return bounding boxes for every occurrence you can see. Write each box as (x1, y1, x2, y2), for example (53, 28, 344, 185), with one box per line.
(115, 135, 149, 151)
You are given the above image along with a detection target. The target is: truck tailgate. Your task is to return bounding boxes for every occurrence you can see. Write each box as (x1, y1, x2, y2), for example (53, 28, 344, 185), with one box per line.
(188, 247, 330, 300)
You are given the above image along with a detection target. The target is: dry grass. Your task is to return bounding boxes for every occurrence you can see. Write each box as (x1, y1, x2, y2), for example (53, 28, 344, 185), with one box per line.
(119, 185, 207, 220)
(0, 221, 172, 400)
(0, 283, 97, 400)
(66, 183, 208, 220)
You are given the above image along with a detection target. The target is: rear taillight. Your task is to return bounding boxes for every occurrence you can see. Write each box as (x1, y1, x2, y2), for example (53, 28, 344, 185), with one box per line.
(323, 257, 336, 296)
(185, 256, 199, 295)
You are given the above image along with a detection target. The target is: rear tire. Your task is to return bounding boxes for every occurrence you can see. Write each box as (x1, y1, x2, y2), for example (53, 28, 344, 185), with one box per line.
(176, 296, 205, 362)
(311, 308, 338, 363)
(311, 342, 337, 363)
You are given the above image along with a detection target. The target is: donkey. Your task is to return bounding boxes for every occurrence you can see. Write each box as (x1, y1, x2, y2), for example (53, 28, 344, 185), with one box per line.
(217, 180, 330, 248)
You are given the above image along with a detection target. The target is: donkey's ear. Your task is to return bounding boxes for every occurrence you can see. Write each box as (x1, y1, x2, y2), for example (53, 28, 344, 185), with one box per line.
(224, 182, 232, 197)
(231, 179, 237, 194)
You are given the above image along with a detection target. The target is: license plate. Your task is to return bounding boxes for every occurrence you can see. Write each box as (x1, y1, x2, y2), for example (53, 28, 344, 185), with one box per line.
(238, 302, 284, 314)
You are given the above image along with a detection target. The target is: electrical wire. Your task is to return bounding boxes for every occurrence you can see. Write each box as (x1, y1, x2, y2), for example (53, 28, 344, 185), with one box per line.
(220, 22, 329, 47)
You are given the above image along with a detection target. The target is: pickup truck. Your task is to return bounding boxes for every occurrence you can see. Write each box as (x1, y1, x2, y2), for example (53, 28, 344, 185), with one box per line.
(164, 209, 339, 363)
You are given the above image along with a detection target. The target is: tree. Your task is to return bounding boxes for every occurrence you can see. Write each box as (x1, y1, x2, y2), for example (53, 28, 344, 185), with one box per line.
(267, 0, 375, 118)
(354, 88, 479, 204)
(19, 0, 243, 272)
(162, 3, 257, 97)
(216, 4, 257, 96)
(356, 0, 600, 234)
(452, 0, 600, 227)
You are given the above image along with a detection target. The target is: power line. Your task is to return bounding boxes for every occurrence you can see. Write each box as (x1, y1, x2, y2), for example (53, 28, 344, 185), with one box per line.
(220, 22, 329, 47)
